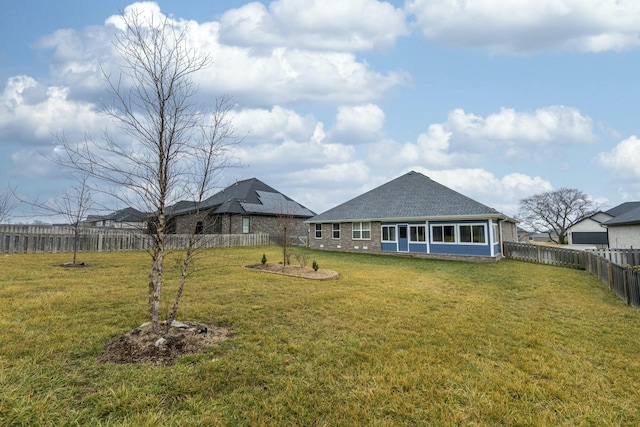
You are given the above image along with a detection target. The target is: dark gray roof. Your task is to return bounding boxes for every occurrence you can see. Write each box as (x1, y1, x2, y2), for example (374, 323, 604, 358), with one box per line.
(306, 171, 505, 223)
(605, 202, 640, 217)
(169, 178, 315, 218)
(603, 206, 640, 226)
(88, 207, 148, 222)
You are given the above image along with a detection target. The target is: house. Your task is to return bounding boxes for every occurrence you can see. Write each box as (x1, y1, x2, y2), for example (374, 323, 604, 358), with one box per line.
(602, 205, 640, 249)
(166, 178, 315, 238)
(305, 171, 517, 261)
(84, 207, 148, 229)
(517, 227, 530, 242)
(528, 231, 557, 243)
(567, 211, 613, 247)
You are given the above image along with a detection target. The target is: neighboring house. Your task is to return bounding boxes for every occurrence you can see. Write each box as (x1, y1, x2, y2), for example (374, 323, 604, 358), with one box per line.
(305, 171, 517, 261)
(567, 211, 613, 246)
(166, 178, 315, 237)
(517, 227, 530, 243)
(602, 206, 640, 249)
(84, 207, 148, 229)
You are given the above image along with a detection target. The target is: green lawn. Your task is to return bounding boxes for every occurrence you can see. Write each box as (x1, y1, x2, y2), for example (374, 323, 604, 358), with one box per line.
(1, 246, 640, 426)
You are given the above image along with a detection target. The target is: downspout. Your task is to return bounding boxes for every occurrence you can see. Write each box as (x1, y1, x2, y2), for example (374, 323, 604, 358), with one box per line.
(498, 219, 504, 257)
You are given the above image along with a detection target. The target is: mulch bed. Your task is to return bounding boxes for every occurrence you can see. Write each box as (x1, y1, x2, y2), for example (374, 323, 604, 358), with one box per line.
(245, 263, 339, 280)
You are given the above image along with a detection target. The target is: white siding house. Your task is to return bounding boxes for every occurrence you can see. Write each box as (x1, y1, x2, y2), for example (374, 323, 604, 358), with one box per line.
(603, 206, 640, 249)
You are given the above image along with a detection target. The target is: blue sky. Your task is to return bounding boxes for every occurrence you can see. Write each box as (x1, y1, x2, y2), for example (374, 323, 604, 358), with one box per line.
(2, 0, 640, 222)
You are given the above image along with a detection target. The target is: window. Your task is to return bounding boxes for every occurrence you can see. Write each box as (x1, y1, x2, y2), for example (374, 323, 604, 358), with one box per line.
(410, 225, 426, 242)
(431, 224, 456, 243)
(382, 225, 396, 242)
(332, 223, 340, 239)
(459, 224, 486, 244)
(212, 216, 222, 234)
(195, 221, 203, 234)
(492, 223, 498, 243)
(315, 223, 322, 239)
(352, 222, 371, 240)
(242, 217, 250, 234)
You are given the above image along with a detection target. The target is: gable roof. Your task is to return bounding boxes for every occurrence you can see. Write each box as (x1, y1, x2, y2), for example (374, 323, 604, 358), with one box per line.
(605, 202, 640, 217)
(569, 211, 613, 228)
(306, 171, 505, 223)
(603, 206, 640, 226)
(169, 178, 315, 218)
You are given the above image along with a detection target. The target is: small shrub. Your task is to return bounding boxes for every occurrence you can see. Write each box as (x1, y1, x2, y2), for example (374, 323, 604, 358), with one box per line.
(312, 260, 319, 271)
(294, 251, 310, 268)
(285, 253, 291, 265)
(261, 253, 267, 264)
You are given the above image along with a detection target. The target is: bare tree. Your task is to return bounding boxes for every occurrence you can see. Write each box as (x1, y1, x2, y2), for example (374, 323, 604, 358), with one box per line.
(277, 209, 295, 267)
(518, 188, 599, 244)
(54, 10, 239, 334)
(0, 186, 17, 224)
(13, 175, 93, 264)
(276, 198, 308, 268)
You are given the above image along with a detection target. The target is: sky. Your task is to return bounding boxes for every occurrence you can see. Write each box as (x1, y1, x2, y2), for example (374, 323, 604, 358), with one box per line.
(2, 0, 640, 223)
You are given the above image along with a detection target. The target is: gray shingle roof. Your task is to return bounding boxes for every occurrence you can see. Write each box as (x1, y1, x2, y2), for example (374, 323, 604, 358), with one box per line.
(307, 171, 504, 223)
(169, 178, 315, 218)
(605, 202, 640, 217)
(603, 206, 640, 226)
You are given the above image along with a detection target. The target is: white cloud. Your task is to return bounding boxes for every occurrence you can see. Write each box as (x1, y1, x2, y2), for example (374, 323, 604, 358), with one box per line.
(33, 2, 408, 107)
(0, 76, 103, 144)
(368, 123, 462, 169)
(206, 45, 409, 105)
(328, 104, 386, 143)
(219, 0, 408, 51)
(230, 106, 320, 144)
(596, 135, 640, 179)
(447, 106, 596, 148)
(229, 106, 356, 176)
(367, 105, 595, 171)
(413, 167, 553, 215)
(406, 0, 640, 53)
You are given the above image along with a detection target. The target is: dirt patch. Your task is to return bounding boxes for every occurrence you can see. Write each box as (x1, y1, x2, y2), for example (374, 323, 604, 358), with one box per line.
(245, 263, 339, 280)
(59, 262, 90, 268)
(98, 321, 231, 366)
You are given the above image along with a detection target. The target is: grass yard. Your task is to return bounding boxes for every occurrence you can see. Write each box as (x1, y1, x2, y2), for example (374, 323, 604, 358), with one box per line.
(2, 246, 640, 426)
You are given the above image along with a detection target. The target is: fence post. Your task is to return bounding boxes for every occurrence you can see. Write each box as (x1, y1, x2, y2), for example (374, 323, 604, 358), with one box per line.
(607, 262, 613, 291)
(623, 269, 631, 305)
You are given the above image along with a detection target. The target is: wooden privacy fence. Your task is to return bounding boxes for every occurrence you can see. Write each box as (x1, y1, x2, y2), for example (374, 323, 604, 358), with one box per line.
(0, 225, 270, 254)
(504, 242, 640, 308)
(586, 248, 640, 267)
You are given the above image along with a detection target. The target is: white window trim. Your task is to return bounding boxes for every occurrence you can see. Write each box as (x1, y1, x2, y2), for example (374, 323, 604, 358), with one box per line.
(332, 223, 340, 240)
(458, 223, 488, 245)
(430, 223, 457, 244)
(409, 224, 427, 243)
(430, 222, 489, 245)
(352, 222, 371, 240)
(242, 217, 250, 234)
(314, 223, 322, 239)
(381, 225, 397, 242)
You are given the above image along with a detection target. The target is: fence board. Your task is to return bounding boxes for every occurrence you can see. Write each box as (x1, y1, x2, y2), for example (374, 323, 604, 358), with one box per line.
(0, 224, 270, 254)
(586, 248, 640, 267)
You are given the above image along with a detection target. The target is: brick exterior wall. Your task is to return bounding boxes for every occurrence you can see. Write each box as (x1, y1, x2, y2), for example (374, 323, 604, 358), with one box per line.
(174, 213, 308, 237)
(308, 221, 383, 254)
